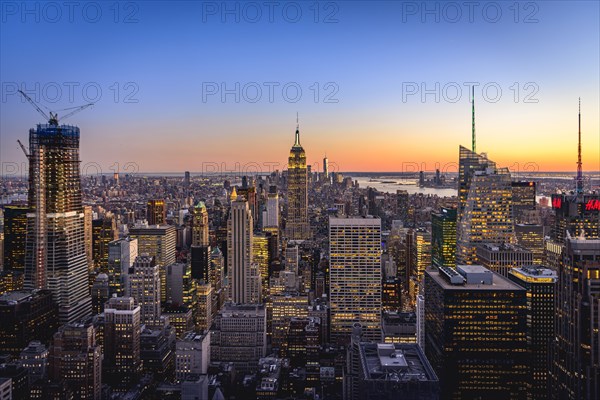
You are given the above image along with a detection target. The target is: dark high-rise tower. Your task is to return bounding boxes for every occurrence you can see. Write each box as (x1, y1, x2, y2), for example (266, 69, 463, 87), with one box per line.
(2, 205, 28, 273)
(24, 122, 92, 324)
(286, 118, 310, 240)
(550, 237, 600, 400)
(147, 199, 166, 225)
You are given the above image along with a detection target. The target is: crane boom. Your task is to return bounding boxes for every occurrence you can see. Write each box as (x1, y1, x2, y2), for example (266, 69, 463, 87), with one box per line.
(18, 90, 51, 124)
(17, 139, 29, 158)
(17, 89, 93, 126)
(60, 103, 94, 121)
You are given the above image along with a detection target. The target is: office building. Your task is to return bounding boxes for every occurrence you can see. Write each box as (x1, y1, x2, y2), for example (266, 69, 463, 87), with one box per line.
(456, 153, 515, 264)
(551, 193, 600, 241)
(24, 122, 92, 323)
(508, 265, 556, 400)
(286, 122, 310, 240)
(329, 217, 382, 343)
(175, 331, 210, 382)
(550, 237, 600, 400)
(128, 254, 162, 327)
(19, 341, 49, 384)
(431, 207, 457, 269)
(107, 237, 138, 297)
(227, 198, 261, 304)
(210, 303, 267, 373)
(476, 242, 533, 277)
(2, 205, 28, 273)
(92, 214, 118, 273)
(0, 289, 58, 356)
(425, 265, 528, 399)
(48, 321, 102, 400)
(147, 199, 166, 225)
(515, 224, 545, 265)
(129, 222, 177, 303)
(191, 201, 211, 283)
(103, 297, 141, 381)
(346, 342, 439, 400)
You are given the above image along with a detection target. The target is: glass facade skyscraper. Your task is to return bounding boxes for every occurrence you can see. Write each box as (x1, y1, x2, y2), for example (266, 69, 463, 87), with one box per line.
(24, 123, 92, 324)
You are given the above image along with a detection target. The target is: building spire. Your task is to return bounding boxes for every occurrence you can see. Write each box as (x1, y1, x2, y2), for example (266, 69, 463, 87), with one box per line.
(471, 86, 476, 153)
(294, 113, 300, 146)
(576, 97, 584, 195)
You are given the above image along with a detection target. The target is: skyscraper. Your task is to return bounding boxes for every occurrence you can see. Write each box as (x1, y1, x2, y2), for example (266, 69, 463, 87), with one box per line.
(2, 205, 28, 273)
(190, 201, 210, 283)
(103, 296, 142, 384)
(550, 237, 600, 400)
(24, 122, 92, 324)
(425, 265, 528, 399)
(92, 214, 118, 273)
(456, 153, 515, 264)
(329, 216, 382, 343)
(107, 237, 138, 297)
(49, 321, 102, 400)
(147, 199, 167, 225)
(323, 154, 329, 180)
(431, 207, 457, 269)
(227, 198, 261, 304)
(263, 190, 279, 230)
(129, 222, 177, 303)
(508, 265, 556, 400)
(128, 254, 162, 327)
(286, 121, 310, 240)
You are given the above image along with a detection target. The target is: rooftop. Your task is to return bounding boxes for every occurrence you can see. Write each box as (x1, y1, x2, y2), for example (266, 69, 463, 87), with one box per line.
(359, 343, 437, 382)
(427, 266, 524, 291)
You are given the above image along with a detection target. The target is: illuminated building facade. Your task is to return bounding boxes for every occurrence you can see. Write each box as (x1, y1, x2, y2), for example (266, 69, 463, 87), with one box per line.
(147, 199, 166, 225)
(515, 224, 545, 265)
(175, 331, 210, 382)
(550, 193, 600, 241)
(329, 217, 382, 344)
(550, 238, 600, 400)
(0, 289, 58, 357)
(190, 201, 210, 283)
(512, 181, 537, 224)
(2, 205, 28, 273)
(128, 254, 162, 327)
(424, 265, 528, 399)
(227, 198, 261, 304)
(48, 321, 101, 400)
(409, 229, 431, 306)
(286, 124, 310, 240)
(476, 242, 533, 277)
(92, 214, 118, 273)
(456, 162, 515, 264)
(129, 222, 177, 303)
(103, 297, 141, 380)
(24, 123, 92, 324)
(270, 292, 308, 350)
(508, 266, 556, 400)
(107, 237, 138, 297)
(210, 303, 267, 373)
(195, 282, 212, 332)
(253, 233, 270, 299)
(431, 207, 457, 269)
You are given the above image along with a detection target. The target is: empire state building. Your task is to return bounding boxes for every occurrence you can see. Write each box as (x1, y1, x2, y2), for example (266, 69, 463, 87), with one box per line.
(286, 122, 310, 240)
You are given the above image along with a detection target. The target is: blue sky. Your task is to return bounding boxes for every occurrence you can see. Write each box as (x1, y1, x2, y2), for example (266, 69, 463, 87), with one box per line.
(1, 1, 598, 173)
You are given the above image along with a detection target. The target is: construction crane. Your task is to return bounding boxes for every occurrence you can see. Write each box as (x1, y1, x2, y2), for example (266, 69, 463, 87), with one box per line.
(17, 90, 94, 127)
(17, 139, 29, 158)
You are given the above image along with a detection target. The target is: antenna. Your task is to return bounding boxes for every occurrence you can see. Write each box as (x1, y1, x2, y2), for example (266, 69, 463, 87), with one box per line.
(471, 86, 476, 153)
(576, 98, 583, 195)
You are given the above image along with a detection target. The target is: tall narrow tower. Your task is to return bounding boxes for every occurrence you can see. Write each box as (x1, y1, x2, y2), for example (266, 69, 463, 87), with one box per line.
(576, 98, 584, 195)
(286, 118, 310, 240)
(24, 122, 92, 324)
(472, 86, 476, 153)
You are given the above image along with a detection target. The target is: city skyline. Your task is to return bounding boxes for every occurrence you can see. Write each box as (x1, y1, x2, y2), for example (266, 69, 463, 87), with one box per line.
(1, 2, 599, 173)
